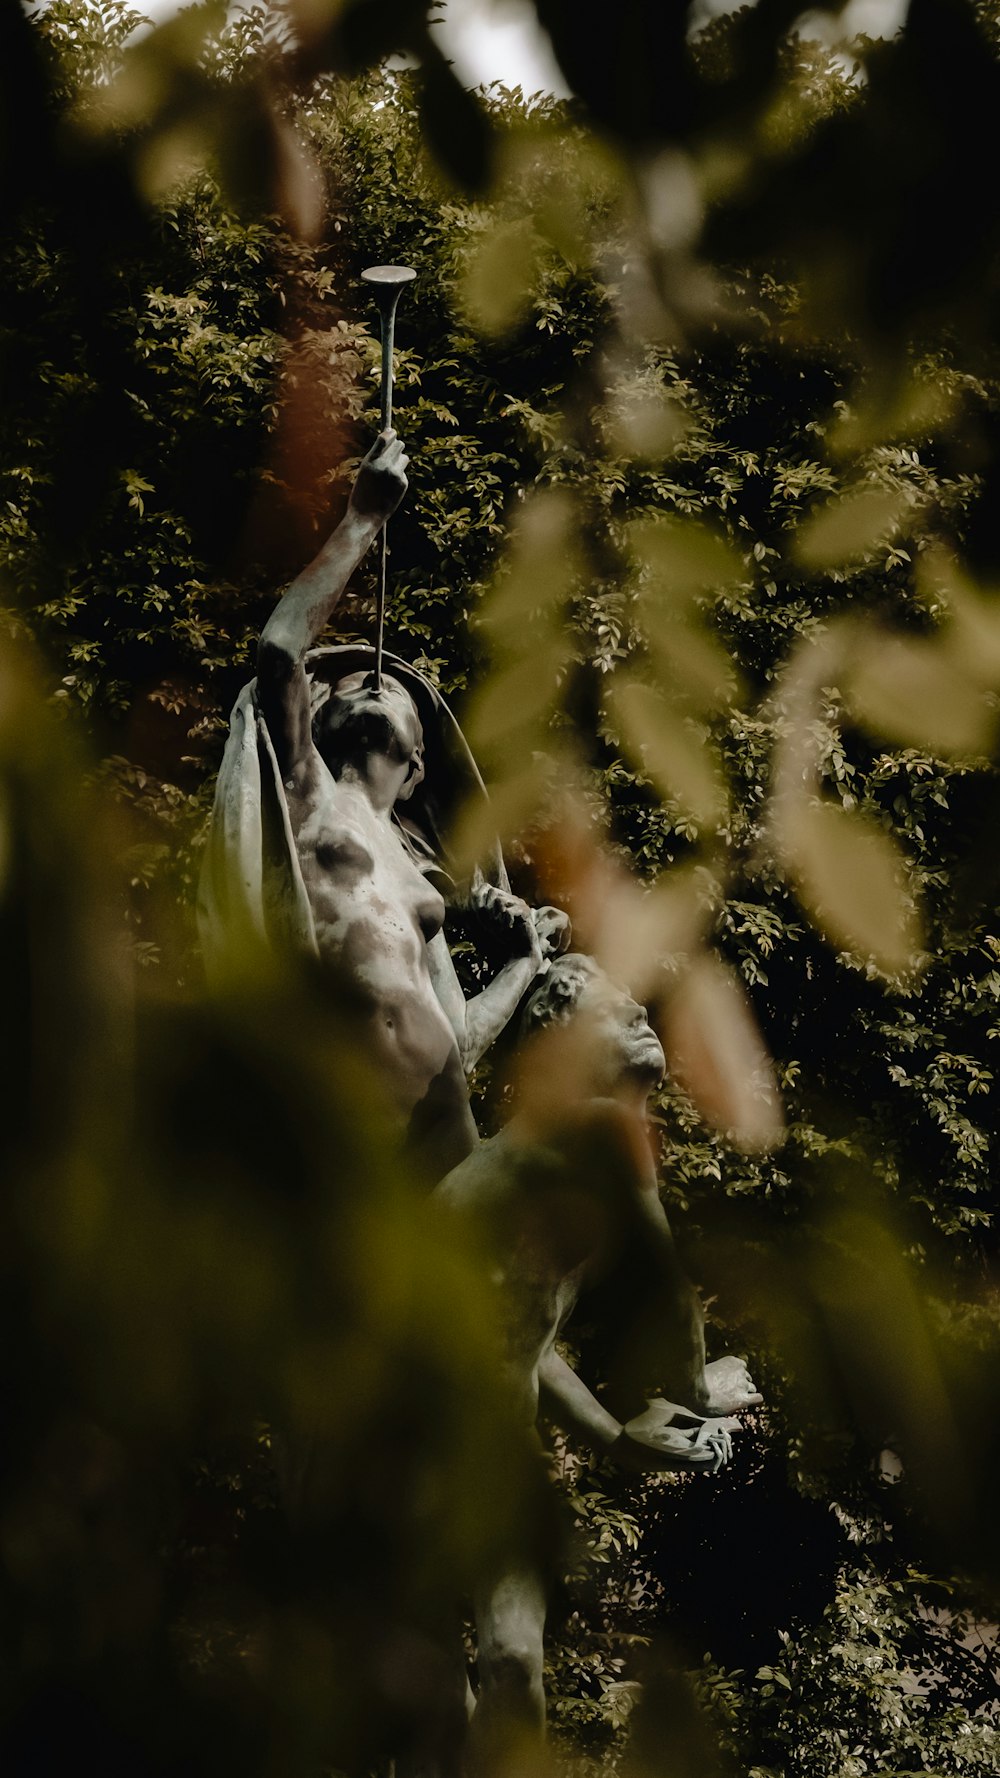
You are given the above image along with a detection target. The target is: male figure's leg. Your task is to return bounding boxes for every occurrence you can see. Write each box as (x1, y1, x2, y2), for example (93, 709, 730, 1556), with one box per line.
(468, 1565, 547, 1776)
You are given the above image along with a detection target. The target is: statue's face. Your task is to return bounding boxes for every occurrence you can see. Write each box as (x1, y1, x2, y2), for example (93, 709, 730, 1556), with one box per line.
(318, 671, 423, 767)
(531, 957, 665, 1089)
(573, 972, 666, 1088)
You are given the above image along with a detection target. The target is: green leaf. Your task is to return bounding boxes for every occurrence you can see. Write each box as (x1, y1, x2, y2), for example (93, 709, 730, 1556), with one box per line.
(845, 630, 995, 758)
(460, 218, 540, 339)
(792, 485, 907, 571)
(663, 953, 785, 1152)
(627, 514, 745, 605)
(780, 799, 923, 976)
(607, 675, 727, 828)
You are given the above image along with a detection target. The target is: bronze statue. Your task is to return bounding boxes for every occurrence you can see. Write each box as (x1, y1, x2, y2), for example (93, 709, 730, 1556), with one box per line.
(435, 953, 762, 1772)
(196, 258, 758, 1766)
(199, 431, 563, 1178)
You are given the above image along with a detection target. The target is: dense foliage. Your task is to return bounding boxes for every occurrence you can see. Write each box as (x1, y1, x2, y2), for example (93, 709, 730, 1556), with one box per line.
(5, 1, 1000, 1774)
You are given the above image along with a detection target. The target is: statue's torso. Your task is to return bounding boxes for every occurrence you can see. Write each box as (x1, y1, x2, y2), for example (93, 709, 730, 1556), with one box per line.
(287, 753, 467, 1130)
(437, 1132, 592, 1424)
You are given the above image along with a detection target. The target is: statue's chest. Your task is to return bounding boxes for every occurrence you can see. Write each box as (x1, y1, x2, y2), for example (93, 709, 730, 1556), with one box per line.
(297, 799, 444, 944)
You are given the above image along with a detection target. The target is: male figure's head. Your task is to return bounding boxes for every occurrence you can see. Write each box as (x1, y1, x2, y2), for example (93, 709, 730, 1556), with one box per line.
(314, 670, 425, 800)
(520, 953, 665, 1101)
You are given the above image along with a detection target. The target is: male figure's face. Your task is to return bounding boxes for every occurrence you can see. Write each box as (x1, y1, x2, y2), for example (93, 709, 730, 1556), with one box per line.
(573, 972, 666, 1091)
(317, 671, 423, 768)
(532, 957, 665, 1092)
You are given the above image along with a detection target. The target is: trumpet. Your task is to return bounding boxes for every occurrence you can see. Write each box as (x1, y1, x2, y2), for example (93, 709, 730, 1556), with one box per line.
(361, 263, 416, 689)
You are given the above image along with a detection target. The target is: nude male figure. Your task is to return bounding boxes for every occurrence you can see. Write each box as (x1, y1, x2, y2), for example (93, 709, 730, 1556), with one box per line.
(254, 431, 559, 1177)
(435, 953, 762, 1774)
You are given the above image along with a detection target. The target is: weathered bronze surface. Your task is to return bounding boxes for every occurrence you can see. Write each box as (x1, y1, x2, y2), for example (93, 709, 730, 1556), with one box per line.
(436, 953, 762, 1770)
(199, 395, 756, 1774)
(361, 263, 416, 686)
(361, 264, 416, 433)
(200, 431, 561, 1179)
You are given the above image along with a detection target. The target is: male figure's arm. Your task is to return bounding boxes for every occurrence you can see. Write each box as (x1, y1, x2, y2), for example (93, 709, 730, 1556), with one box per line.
(427, 887, 571, 1074)
(537, 1346, 622, 1451)
(256, 430, 408, 779)
(426, 885, 550, 1074)
(623, 1154, 712, 1415)
(551, 1099, 712, 1418)
(588, 1112, 762, 1418)
(537, 1347, 735, 1473)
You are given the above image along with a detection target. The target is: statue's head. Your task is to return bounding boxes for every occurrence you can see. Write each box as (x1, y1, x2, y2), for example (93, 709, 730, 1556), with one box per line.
(520, 953, 665, 1090)
(313, 670, 425, 800)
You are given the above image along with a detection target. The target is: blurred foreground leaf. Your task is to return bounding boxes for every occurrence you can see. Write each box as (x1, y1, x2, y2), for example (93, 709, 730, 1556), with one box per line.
(776, 796, 922, 977)
(460, 216, 540, 338)
(845, 626, 996, 758)
(662, 952, 784, 1152)
(792, 484, 907, 572)
(608, 676, 728, 830)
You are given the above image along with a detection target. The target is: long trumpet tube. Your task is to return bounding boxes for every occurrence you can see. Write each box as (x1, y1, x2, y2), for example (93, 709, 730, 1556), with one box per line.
(360, 264, 416, 688)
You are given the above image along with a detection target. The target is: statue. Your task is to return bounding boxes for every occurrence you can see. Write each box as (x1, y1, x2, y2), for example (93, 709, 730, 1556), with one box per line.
(198, 430, 565, 1179)
(434, 953, 762, 1773)
(195, 253, 759, 1761)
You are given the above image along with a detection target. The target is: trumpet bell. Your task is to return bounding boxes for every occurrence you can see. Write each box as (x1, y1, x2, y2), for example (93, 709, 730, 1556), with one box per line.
(361, 264, 417, 291)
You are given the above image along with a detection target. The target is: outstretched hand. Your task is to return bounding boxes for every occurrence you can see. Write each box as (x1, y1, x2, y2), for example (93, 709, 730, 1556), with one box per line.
(616, 1398, 741, 1475)
(703, 1355, 764, 1416)
(469, 882, 544, 967)
(349, 429, 409, 525)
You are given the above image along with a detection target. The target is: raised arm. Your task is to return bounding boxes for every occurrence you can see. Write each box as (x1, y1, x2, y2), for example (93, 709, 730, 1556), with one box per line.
(426, 888, 566, 1075)
(256, 430, 408, 779)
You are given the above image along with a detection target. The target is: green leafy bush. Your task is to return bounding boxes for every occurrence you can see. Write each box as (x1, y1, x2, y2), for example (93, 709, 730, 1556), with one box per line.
(5, 3, 1000, 1773)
